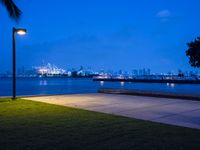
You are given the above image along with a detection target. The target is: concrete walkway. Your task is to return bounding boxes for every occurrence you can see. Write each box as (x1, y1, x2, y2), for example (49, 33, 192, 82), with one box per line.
(24, 94, 200, 130)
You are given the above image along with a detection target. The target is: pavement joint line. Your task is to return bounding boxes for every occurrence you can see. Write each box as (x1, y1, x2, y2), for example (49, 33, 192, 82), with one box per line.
(69, 102, 125, 109)
(70, 100, 185, 115)
(86, 99, 200, 120)
(112, 100, 183, 114)
(25, 97, 124, 109)
(151, 107, 200, 121)
(27, 96, 189, 114)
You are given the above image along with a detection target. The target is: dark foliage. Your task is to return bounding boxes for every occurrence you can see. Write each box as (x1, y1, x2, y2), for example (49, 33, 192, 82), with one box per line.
(0, 0, 21, 21)
(186, 37, 200, 68)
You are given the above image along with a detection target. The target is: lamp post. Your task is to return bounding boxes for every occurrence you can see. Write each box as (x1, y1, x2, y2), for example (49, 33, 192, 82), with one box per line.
(12, 27, 27, 100)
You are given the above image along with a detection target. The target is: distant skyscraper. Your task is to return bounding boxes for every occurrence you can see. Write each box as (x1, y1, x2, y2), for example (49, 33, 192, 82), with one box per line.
(139, 69, 143, 76)
(132, 69, 138, 76)
(147, 69, 151, 75)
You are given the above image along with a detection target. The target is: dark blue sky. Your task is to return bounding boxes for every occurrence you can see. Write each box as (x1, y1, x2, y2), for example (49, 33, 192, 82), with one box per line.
(1, 0, 200, 73)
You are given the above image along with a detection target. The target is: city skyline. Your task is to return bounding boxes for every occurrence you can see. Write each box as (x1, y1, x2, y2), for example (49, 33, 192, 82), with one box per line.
(1, 0, 200, 73)
(1, 62, 199, 77)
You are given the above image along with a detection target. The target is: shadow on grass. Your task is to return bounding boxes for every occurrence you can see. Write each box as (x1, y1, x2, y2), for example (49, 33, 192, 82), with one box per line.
(0, 98, 12, 103)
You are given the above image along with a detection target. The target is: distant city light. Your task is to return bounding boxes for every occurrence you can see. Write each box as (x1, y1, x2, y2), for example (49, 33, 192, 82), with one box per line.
(1, 63, 199, 81)
(35, 63, 66, 76)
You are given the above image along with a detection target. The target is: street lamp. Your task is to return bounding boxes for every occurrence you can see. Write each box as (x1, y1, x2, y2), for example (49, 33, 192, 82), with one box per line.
(12, 27, 27, 100)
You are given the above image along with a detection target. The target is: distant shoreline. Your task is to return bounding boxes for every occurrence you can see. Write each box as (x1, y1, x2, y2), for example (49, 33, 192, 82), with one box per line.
(1, 77, 200, 84)
(0, 76, 94, 79)
(93, 78, 200, 84)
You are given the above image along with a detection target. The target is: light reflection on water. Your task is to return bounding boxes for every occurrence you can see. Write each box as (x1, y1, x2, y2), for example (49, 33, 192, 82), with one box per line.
(166, 83, 175, 88)
(101, 82, 177, 89)
(120, 82, 125, 87)
(39, 80, 48, 86)
(100, 81, 104, 86)
(0, 78, 200, 96)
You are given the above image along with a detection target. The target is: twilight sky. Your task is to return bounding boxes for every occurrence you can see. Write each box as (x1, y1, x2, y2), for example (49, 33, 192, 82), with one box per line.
(0, 0, 200, 73)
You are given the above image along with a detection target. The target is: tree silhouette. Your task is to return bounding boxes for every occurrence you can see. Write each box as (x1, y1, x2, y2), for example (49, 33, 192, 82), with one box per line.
(186, 37, 200, 68)
(0, 0, 21, 21)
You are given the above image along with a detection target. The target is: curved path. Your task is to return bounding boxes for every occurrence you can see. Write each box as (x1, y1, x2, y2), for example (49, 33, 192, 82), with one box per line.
(24, 94, 200, 130)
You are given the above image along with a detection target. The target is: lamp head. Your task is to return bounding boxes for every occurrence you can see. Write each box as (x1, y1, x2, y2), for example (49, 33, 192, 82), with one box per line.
(14, 28, 27, 35)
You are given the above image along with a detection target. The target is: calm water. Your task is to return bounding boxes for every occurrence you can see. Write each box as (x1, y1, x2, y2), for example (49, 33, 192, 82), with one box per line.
(0, 77, 200, 96)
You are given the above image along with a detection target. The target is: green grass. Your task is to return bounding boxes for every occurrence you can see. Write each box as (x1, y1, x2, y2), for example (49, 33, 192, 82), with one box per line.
(0, 98, 200, 150)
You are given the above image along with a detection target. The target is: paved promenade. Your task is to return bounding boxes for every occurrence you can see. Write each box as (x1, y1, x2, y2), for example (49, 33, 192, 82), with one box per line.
(24, 94, 200, 130)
